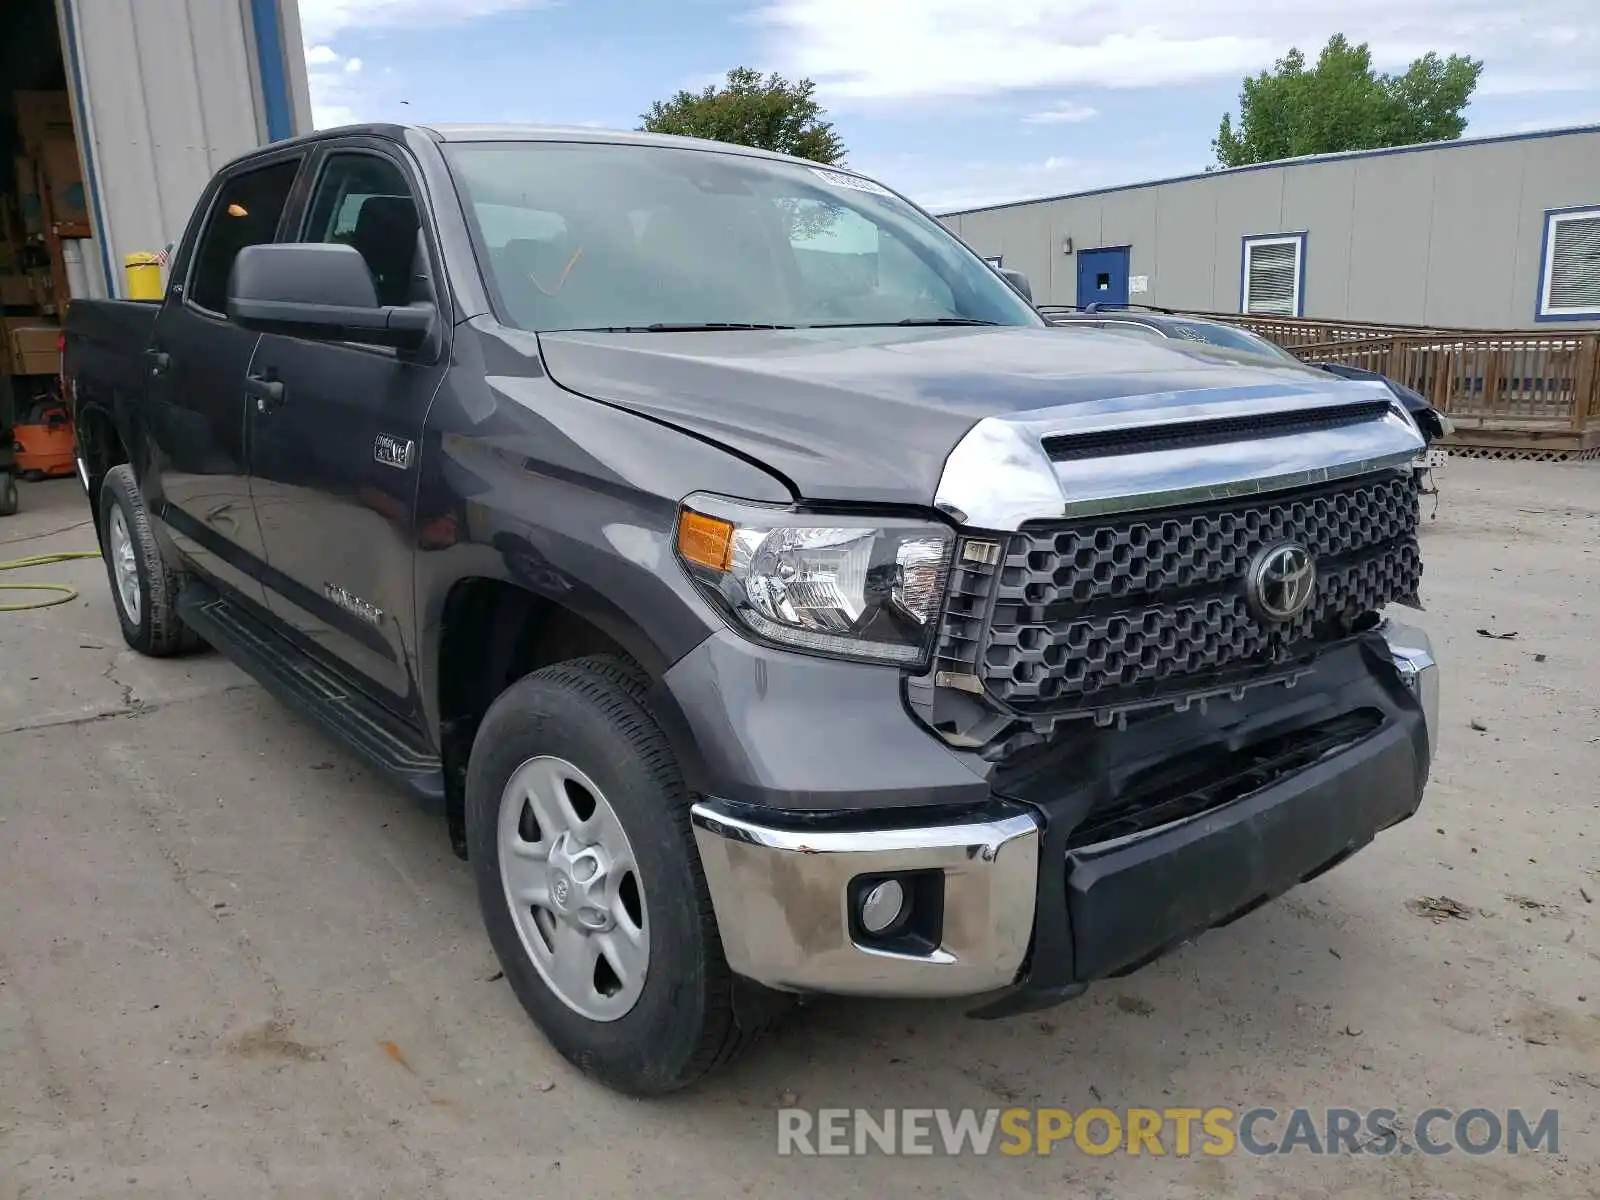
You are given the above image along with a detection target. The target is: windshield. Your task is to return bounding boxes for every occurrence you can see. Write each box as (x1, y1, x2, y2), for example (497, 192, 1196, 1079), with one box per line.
(445, 141, 1044, 333)
(1161, 319, 1302, 364)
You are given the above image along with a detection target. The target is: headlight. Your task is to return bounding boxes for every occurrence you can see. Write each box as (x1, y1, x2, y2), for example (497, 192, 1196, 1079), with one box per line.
(675, 495, 955, 666)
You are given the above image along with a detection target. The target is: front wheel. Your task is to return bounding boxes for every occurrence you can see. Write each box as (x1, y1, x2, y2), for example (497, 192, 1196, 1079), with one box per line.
(465, 657, 752, 1094)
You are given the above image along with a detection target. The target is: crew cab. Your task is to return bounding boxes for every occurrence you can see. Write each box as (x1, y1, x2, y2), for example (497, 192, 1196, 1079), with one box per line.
(66, 124, 1440, 1095)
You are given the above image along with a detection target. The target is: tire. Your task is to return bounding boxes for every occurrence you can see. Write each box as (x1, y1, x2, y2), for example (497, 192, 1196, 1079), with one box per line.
(0, 473, 17, 517)
(466, 656, 752, 1094)
(98, 464, 202, 656)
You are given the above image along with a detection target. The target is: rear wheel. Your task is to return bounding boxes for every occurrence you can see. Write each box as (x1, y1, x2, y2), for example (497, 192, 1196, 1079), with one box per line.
(98, 465, 202, 656)
(465, 656, 752, 1094)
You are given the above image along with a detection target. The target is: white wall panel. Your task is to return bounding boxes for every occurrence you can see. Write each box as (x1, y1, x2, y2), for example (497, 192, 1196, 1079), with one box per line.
(58, 0, 310, 295)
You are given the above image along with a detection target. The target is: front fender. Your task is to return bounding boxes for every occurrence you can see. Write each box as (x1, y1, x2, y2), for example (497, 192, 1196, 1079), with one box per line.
(413, 337, 793, 764)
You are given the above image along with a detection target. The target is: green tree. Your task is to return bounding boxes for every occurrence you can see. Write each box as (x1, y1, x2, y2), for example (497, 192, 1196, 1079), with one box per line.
(639, 66, 846, 164)
(1213, 35, 1483, 168)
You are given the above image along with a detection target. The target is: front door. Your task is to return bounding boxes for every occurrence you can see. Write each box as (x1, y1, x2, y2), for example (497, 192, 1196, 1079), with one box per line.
(1077, 246, 1130, 309)
(145, 153, 305, 606)
(247, 144, 449, 715)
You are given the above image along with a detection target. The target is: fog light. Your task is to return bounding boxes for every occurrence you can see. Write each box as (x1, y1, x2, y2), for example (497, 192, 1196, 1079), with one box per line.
(859, 879, 908, 935)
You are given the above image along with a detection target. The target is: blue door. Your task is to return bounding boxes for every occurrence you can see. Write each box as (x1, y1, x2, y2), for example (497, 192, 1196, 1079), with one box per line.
(1077, 247, 1130, 308)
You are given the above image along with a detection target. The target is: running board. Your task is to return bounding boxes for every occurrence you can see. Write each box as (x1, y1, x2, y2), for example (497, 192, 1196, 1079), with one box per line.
(178, 581, 446, 812)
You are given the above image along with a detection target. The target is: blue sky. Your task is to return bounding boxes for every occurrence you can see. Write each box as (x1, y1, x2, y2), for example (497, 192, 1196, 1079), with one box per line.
(297, 0, 1600, 213)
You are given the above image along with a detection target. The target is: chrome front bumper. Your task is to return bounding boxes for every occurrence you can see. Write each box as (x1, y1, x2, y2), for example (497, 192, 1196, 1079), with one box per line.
(689, 801, 1040, 997)
(690, 622, 1439, 1001)
(1381, 619, 1440, 755)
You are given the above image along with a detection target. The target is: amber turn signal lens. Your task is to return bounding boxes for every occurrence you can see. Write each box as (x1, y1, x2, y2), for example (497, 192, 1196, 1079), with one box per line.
(677, 510, 734, 572)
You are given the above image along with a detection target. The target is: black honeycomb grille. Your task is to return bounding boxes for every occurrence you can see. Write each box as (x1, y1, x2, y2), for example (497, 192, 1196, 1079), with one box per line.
(937, 473, 1421, 716)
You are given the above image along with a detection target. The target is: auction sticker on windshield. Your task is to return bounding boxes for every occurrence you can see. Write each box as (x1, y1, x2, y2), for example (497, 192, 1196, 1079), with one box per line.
(811, 167, 894, 197)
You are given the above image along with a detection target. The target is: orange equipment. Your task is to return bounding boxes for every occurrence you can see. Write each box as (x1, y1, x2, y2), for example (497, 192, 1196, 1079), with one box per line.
(12, 398, 76, 480)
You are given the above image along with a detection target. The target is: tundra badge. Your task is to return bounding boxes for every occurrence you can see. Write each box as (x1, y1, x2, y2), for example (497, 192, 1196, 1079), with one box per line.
(324, 583, 384, 626)
(374, 434, 415, 470)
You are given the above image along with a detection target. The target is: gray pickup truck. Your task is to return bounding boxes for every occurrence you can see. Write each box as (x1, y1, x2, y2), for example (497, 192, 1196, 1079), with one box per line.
(65, 123, 1439, 1095)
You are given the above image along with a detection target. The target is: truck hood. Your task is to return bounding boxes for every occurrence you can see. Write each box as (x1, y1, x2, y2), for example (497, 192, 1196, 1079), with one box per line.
(536, 324, 1384, 507)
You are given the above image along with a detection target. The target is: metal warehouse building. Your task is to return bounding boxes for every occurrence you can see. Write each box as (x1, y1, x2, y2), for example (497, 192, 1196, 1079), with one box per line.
(3, 0, 312, 303)
(940, 125, 1600, 331)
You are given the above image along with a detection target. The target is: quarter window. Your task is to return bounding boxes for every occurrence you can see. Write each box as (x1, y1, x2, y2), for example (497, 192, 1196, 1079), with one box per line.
(188, 159, 301, 314)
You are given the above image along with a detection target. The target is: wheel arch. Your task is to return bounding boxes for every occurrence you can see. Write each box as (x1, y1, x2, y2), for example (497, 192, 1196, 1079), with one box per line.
(427, 570, 713, 859)
(74, 400, 130, 544)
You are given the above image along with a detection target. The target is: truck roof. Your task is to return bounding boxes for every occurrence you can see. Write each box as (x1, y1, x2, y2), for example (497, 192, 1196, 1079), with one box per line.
(226, 122, 825, 171)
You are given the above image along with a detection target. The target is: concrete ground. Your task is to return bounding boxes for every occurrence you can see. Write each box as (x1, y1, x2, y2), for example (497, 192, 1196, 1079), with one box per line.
(1, 461, 1596, 1199)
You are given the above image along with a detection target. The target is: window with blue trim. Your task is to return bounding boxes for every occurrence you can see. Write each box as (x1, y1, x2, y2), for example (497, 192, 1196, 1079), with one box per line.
(1241, 234, 1304, 317)
(1539, 207, 1600, 319)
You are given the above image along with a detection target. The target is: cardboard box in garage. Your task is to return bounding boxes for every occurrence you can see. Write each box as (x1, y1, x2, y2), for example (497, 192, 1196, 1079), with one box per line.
(0, 274, 34, 307)
(41, 139, 87, 225)
(3, 320, 60, 377)
(13, 155, 43, 235)
(28, 266, 55, 309)
(14, 91, 74, 152)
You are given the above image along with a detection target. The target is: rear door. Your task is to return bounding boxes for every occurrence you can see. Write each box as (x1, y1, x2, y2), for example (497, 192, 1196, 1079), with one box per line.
(144, 151, 306, 604)
(246, 139, 450, 714)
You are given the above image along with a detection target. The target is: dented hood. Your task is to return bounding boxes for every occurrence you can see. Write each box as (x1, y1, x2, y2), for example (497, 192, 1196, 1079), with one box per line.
(535, 324, 1384, 507)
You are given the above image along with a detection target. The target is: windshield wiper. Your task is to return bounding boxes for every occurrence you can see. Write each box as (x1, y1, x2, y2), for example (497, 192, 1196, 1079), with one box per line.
(813, 317, 1002, 328)
(563, 322, 797, 333)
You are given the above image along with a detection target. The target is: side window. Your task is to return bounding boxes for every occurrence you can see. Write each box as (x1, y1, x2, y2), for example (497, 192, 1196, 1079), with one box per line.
(303, 154, 423, 308)
(188, 159, 301, 314)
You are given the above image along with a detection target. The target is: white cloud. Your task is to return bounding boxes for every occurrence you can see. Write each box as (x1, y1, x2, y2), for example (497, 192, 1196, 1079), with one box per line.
(300, 0, 562, 128)
(297, 0, 555, 43)
(754, 0, 1600, 105)
(851, 147, 1207, 213)
(1023, 102, 1097, 125)
(311, 102, 361, 128)
(1471, 112, 1600, 136)
(302, 44, 368, 129)
(1475, 71, 1597, 98)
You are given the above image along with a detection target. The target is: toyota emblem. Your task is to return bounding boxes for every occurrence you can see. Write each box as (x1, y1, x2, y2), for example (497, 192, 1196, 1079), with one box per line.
(1247, 541, 1317, 622)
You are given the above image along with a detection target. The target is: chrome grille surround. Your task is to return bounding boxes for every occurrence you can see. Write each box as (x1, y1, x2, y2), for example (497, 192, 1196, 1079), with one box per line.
(914, 377, 1428, 746)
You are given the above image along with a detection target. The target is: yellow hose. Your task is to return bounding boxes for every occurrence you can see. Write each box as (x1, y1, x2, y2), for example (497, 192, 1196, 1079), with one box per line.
(0, 551, 103, 611)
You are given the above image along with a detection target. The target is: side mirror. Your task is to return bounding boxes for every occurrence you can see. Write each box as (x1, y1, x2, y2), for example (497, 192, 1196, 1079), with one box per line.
(1000, 267, 1033, 303)
(226, 243, 434, 351)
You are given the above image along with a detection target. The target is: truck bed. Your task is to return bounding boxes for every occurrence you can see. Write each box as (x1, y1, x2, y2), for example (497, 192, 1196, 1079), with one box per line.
(65, 299, 161, 413)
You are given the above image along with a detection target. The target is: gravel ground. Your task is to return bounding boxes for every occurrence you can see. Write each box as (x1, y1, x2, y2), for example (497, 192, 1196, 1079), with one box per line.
(2, 460, 1597, 1199)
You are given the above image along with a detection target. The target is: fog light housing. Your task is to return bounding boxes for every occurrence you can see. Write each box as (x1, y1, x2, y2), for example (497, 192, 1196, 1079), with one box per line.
(859, 879, 907, 934)
(848, 871, 944, 955)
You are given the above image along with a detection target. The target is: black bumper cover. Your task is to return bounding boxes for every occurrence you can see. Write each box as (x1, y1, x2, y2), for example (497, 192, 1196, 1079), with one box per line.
(974, 638, 1428, 1017)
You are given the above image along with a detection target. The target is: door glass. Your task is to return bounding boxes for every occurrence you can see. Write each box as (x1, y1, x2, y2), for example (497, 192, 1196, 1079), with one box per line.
(188, 159, 301, 313)
(303, 154, 423, 307)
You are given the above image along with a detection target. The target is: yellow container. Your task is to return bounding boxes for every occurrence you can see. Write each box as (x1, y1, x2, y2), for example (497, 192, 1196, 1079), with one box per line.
(124, 252, 163, 301)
